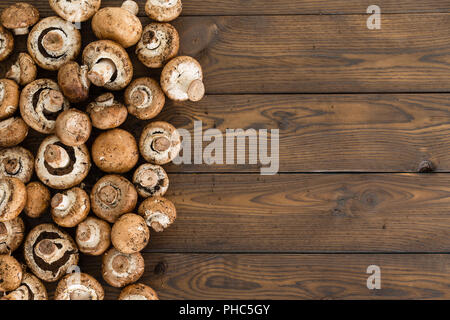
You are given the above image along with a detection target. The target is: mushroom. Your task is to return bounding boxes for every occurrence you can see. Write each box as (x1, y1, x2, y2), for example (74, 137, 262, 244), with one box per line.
(57, 62, 90, 103)
(76, 217, 111, 256)
(0, 177, 26, 222)
(35, 135, 91, 190)
(0, 26, 14, 62)
(119, 283, 159, 300)
(0, 273, 47, 300)
(0, 254, 22, 292)
(24, 181, 50, 219)
(27, 16, 81, 71)
(139, 121, 181, 165)
(125, 77, 165, 120)
(0, 217, 24, 254)
(55, 272, 104, 300)
(20, 79, 70, 134)
(0, 3, 39, 36)
(111, 213, 150, 254)
(145, 0, 182, 22)
(102, 248, 144, 288)
(49, 0, 102, 23)
(24, 223, 79, 282)
(92, 1, 142, 48)
(51, 187, 90, 228)
(55, 109, 92, 147)
(138, 196, 176, 232)
(0, 117, 28, 148)
(133, 163, 169, 198)
(161, 56, 205, 102)
(136, 23, 179, 69)
(86, 93, 128, 130)
(0, 146, 34, 183)
(92, 129, 139, 173)
(91, 175, 137, 223)
(82, 40, 133, 91)
(5, 52, 37, 86)
(0, 79, 19, 120)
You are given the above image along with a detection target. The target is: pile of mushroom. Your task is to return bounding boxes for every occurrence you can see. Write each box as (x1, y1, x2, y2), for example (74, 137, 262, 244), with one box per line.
(0, 0, 202, 300)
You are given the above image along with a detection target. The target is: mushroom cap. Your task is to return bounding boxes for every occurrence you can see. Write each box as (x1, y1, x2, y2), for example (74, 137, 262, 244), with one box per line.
(119, 283, 159, 300)
(24, 181, 51, 219)
(57, 62, 90, 103)
(5, 52, 37, 86)
(0, 26, 14, 62)
(0, 216, 24, 254)
(0, 79, 19, 120)
(0, 146, 34, 183)
(92, 128, 139, 173)
(139, 121, 181, 165)
(27, 16, 81, 71)
(161, 56, 204, 102)
(0, 3, 39, 31)
(138, 196, 176, 232)
(136, 23, 179, 69)
(0, 177, 27, 222)
(24, 223, 79, 282)
(35, 135, 91, 189)
(145, 0, 182, 22)
(76, 216, 111, 256)
(55, 272, 104, 300)
(0, 254, 23, 292)
(51, 187, 90, 228)
(49, 0, 102, 23)
(20, 79, 70, 134)
(111, 213, 150, 254)
(102, 248, 144, 288)
(0, 272, 48, 300)
(86, 93, 128, 130)
(0, 117, 28, 148)
(125, 77, 165, 120)
(82, 40, 133, 91)
(133, 163, 169, 198)
(55, 109, 92, 147)
(91, 175, 138, 223)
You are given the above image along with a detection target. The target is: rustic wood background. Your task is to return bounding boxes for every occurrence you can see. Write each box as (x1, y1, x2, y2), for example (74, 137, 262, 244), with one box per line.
(2, 0, 450, 299)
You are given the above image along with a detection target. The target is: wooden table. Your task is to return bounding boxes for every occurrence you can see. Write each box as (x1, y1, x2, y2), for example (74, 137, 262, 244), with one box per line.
(3, 0, 450, 299)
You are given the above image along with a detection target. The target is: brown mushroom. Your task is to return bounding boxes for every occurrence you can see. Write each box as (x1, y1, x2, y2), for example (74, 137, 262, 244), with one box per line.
(0, 254, 22, 292)
(49, 0, 101, 23)
(125, 77, 165, 120)
(90, 175, 137, 223)
(0, 117, 28, 148)
(0, 177, 26, 222)
(138, 196, 176, 232)
(24, 223, 79, 282)
(57, 62, 90, 103)
(0, 146, 34, 183)
(92, 129, 139, 173)
(76, 217, 111, 256)
(111, 213, 150, 254)
(0, 3, 39, 36)
(51, 187, 90, 228)
(102, 248, 144, 288)
(0, 26, 14, 62)
(0, 79, 19, 120)
(86, 93, 128, 130)
(139, 121, 181, 165)
(0, 217, 24, 254)
(0, 272, 47, 300)
(119, 283, 159, 300)
(55, 272, 104, 300)
(5, 53, 37, 86)
(145, 0, 182, 22)
(55, 109, 92, 147)
(133, 163, 169, 198)
(24, 181, 51, 219)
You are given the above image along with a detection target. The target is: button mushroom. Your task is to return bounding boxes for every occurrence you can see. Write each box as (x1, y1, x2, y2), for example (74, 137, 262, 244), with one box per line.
(0, 146, 34, 184)
(102, 247, 144, 288)
(20, 79, 70, 134)
(57, 62, 90, 103)
(138, 196, 176, 232)
(0, 3, 39, 36)
(161, 56, 205, 102)
(55, 109, 92, 147)
(0, 26, 14, 62)
(136, 23, 179, 69)
(35, 135, 91, 190)
(0, 117, 28, 148)
(86, 93, 128, 130)
(51, 187, 90, 228)
(5, 53, 37, 86)
(24, 223, 79, 282)
(55, 272, 104, 300)
(24, 181, 50, 219)
(49, 0, 101, 23)
(92, 1, 142, 48)
(0, 79, 19, 120)
(0, 177, 26, 222)
(111, 213, 150, 254)
(139, 121, 181, 165)
(133, 163, 169, 198)
(0, 217, 24, 254)
(82, 40, 133, 91)
(119, 283, 159, 300)
(125, 77, 165, 120)
(27, 16, 81, 71)
(92, 128, 139, 173)
(0, 273, 47, 300)
(0, 254, 22, 292)
(145, 0, 182, 22)
(76, 217, 111, 256)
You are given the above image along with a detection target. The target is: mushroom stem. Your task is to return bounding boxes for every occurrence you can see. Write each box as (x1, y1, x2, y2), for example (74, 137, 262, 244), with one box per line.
(36, 239, 56, 257)
(188, 79, 205, 102)
(13, 27, 29, 36)
(152, 136, 171, 152)
(111, 254, 129, 273)
(139, 170, 158, 188)
(98, 185, 119, 205)
(41, 89, 64, 113)
(88, 59, 117, 87)
(130, 86, 152, 108)
(3, 158, 20, 175)
(121, 0, 139, 15)
(41, 30, 65, 53)
(51, 193, 71, 211)
(44, 144, 70, 169)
